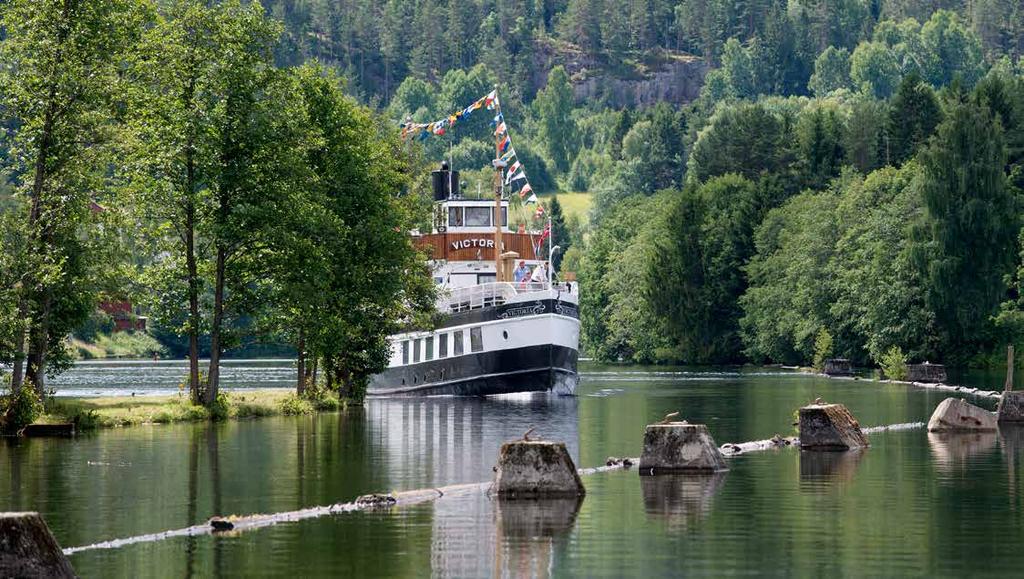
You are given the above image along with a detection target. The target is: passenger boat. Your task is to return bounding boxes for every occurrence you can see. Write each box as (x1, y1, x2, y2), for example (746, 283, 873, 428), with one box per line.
(367, 162, 580, 396)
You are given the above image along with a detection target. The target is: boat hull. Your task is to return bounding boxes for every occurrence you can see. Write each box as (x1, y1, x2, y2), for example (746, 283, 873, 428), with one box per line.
(368, 343, 578, 397)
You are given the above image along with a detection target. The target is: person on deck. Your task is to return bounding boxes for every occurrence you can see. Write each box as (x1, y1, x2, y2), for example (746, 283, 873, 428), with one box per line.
(513, 260, 530, 283)
(530, 262, 548, 284)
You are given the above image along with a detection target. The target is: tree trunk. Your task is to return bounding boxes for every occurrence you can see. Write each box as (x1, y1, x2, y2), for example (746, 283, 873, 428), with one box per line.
(309, 358, 318, 391)
(21, 87, 58, 396)
(205, 246, 226, 406)
(9, 314, 27, 392)
(185, 186, 200, 405)
(25, 291, 52, 397)
(296, 326, 306, 396)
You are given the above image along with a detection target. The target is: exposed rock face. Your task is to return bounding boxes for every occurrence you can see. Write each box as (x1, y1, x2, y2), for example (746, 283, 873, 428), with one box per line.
(798, 404, 870, 450)
(908, 363, 947, 383)
(997, 391, 1024, 422)
(492, 440, 585, 498)
(572, 58, 709, 108)
(530, 41, 708, 108)
(927, 397, 997, 432)
(639, 423, 728, 474)
(0, 512, 76, 578)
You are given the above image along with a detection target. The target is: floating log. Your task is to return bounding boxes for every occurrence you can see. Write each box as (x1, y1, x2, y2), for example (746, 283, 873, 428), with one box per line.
(927, 397, 997, 432)
(719, 434, 795, 456)
(639, 422, 728, 474)
(492, 440, 585, 498)
(823, 358, 852, 376)
(997, 391, 1024, 423)
(22, 424, 75, 437)
(907, 362, 947, 383)
(0, 512, 76, 578)
(798, 403, 869, 450)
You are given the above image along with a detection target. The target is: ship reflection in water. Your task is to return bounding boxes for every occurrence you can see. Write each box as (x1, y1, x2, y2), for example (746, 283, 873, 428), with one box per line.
(365, 392, 581, 577)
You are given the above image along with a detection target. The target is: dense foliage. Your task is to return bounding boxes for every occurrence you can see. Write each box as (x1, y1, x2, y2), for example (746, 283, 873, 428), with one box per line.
(0, 0, 433, 404)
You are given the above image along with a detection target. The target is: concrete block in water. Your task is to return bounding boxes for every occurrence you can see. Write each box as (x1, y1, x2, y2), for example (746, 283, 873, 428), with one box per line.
(492, 440, 585, 498)
(798, 403, 869, 450)
(0, 512, 76, 578)
(823, 358, 852, 376)
(638, 423, 728, 474)
(927, 397, 997, 432)
(997, 391, 1024, 423)
(908, 362, 947, 383)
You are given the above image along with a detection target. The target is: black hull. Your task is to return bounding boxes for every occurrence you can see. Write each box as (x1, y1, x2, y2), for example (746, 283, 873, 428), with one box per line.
(368, 344, 578, 397)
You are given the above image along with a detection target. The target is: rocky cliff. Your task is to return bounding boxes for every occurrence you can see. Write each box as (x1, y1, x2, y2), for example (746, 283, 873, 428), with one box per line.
(533, 40, 709, 108)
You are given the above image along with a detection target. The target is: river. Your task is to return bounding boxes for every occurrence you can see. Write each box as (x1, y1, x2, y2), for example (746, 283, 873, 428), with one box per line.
(3, 361, 1023, 577)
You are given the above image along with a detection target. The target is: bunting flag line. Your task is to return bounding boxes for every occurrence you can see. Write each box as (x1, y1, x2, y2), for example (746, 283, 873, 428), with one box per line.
(399, 88, 548, 229)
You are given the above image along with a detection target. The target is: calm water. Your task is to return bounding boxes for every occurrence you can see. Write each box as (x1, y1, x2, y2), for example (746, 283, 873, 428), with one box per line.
(4, 361, 1024, 577)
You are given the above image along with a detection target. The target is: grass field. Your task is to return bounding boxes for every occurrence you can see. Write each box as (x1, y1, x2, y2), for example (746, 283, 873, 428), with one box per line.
(541, 192, 592, 223)
(37, 389, 341, 429)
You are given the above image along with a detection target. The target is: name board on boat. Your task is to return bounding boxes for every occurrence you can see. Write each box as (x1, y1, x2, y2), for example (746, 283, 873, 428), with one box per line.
(451, 238, 495, 251)
(414, 232, 540, 261)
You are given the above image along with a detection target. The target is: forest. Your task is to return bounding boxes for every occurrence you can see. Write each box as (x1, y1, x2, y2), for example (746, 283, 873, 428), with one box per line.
(3, 0, 1024, 426)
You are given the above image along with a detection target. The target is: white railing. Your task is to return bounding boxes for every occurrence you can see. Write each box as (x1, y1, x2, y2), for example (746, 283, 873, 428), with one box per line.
(438, 281, 575, 313)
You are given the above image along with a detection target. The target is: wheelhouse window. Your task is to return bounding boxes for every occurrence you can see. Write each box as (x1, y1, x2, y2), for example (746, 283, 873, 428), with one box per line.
(454, 330, 464, 356)
(402, 341, 410, 365)
(464, 206, 491, 227)
(425, 336, 434, 360)
(494, 207, 508, 227)
(438, 333, 448, 358)
(470, 327, 483, 352)
(477, 273, 496, 285)
(448, 207, 464, 227)
(413, 338, 421, 363)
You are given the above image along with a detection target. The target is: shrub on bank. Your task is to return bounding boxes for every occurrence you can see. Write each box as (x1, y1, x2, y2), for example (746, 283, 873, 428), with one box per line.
(1, 384, 43, 434)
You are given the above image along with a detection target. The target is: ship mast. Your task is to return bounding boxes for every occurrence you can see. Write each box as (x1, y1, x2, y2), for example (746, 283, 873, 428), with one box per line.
(492, 85, 505, 282)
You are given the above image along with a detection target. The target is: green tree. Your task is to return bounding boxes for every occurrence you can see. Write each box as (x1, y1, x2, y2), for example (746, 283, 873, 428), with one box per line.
(688, 102, 797, 184)
(533, 66, 578, 175)
(921, 10, 985, 87)
(808, 46, 852, 96)
(548, 196, 571, 272)
(269, 65, 434, 401)
(0, 0, 150, 395)
(125, 0, 219, 404)
(914, 97, 1018, 361)
(649, 174, 759, 363)
(886, 72, 942, 165)
(850, 41, 901, 98)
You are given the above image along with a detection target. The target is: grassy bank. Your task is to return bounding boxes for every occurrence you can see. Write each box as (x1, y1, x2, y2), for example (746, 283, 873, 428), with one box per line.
(38, 389, 341, 429)
(70, 331, 166, 360)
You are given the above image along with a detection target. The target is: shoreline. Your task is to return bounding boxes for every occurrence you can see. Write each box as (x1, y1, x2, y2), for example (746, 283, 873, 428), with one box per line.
(31, 388, 341, 431)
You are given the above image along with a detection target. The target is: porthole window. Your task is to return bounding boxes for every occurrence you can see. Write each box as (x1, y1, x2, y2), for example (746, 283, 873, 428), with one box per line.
(502, 330, 509, 340)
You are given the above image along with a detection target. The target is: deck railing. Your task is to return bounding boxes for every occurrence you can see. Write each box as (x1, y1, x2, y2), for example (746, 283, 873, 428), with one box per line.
(438, 281, 575, 313)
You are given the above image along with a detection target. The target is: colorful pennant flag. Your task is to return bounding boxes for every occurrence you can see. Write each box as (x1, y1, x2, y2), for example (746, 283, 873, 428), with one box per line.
(519, 183, 533, 198)
(526, 193, 538, 204)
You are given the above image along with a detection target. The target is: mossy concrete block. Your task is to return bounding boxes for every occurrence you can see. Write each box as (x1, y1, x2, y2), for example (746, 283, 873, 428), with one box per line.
(492, 440, 585, 498)
(997, 391, 1024, 423)
(908, 363, 947, 383)
(927, 397, 997, 432)
(798, 404, 869, 450)
(0, 512, 76, 578)
(823, 359, 852, 376)
(638, 423, 728, 474)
